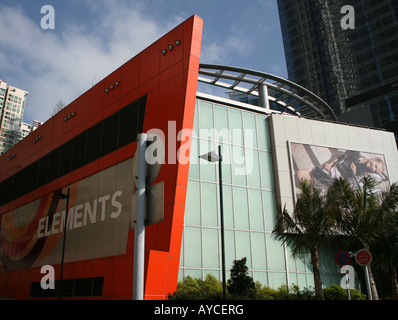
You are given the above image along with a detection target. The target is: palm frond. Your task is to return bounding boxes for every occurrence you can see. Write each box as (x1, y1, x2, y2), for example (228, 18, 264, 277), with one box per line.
(273, 180, 335, 257)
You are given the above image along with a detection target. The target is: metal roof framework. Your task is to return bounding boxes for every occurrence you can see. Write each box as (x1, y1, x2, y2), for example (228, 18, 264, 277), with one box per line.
(198, 64, 338, 121)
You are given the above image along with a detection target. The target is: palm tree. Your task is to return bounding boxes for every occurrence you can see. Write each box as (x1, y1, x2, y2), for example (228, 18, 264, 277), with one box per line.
(373, 183, 398, 299)
(327, 177, 398, 300)
(273, 179, 335, 300)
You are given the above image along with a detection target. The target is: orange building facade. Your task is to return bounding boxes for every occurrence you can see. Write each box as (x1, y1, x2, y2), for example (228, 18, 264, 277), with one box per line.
(0, 15, 203, 300)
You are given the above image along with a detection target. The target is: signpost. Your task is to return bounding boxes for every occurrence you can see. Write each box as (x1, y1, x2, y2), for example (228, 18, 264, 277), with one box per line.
(355, 249, 373, 300)
(335, 250, 351, 267)
(132, 133, 165, 300)
(340, 265, 355, 300)
(335, 249, 374, 300)
(355, 249, 372, 267)
(335, 251, 353, 300)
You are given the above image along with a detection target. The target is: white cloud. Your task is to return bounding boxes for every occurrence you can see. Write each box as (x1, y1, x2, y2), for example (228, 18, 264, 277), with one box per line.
(0, 2, 178, 123)
(201, 31, 255, 65)
(201, 41, 225, 64)
(0, 1, 285, 124)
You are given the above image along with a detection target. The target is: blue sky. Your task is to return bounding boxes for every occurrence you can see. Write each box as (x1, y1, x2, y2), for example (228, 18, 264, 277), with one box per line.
(0, 0, 287, 124)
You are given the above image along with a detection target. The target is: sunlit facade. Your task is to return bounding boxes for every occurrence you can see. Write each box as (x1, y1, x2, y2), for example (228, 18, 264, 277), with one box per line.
(1, 15, 397, 300)
(179, 96, 319, 289)
(178, 93, 398, 290)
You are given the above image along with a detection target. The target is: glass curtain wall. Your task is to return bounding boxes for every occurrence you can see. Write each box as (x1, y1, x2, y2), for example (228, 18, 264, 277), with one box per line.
(179, 99, 339, 289)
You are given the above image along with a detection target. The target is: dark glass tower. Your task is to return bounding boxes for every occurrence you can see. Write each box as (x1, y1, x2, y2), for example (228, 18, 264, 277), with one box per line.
(277, 0, 398, 139)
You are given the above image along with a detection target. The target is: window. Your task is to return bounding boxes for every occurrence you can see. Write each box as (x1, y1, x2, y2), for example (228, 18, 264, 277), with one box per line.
(251, 232, 267, 270)
(180, 100, 291, 287)
(233, 187, 249, 229)
(198, 100, 214, 139)
(86, 122, 102, 164)
(184, 227, 202, 268)
(30, 277, 104, 298)
(0, 95, 147, 207)
(201, 182, 218, 227)
(203, 228, 219, 268)
(248, 189, 264, 231)
(229, 109, 243, 145)
(184, 180, 200, 225)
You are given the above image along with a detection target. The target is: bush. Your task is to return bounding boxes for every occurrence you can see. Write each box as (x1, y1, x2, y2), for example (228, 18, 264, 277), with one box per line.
(271, 284, 314, 300)
(168, 274, 222, 300)
(323, 284, 366, 300)
(169, 277, 366, 300)
(254, 282, 279, 300)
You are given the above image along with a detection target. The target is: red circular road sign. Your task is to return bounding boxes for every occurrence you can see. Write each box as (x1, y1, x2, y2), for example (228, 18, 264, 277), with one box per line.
(355, 249, 372, 266)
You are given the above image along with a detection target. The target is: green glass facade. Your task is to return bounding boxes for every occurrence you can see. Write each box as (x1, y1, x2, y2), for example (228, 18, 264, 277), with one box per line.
(178, 98, 342, 289)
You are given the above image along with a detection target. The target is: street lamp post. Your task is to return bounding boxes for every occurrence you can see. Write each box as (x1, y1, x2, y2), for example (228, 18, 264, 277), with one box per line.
(200, 145, 226, 300)
(53, 187, 70, 300)
(133, 133, 147, 300)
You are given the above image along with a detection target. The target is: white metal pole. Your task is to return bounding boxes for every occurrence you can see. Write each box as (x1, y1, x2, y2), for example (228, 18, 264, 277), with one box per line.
(364, 265, 373, 300)
(345, 270, 351, 300)
(133, 133, 147, 300)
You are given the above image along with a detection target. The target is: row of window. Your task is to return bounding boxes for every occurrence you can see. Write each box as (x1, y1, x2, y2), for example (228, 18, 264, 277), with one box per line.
(185, 181, 276, 231)
(30, 277, 104, 298)
(0, 95, 146, 207)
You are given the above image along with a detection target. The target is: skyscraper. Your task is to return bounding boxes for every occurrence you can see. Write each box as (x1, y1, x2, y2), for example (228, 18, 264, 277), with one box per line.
(277, 0, 398, 140)
(0, 80, 29, 155)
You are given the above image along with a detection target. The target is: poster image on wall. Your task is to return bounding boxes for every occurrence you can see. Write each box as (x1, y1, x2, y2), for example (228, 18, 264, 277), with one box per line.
(289, 142, 390, 196)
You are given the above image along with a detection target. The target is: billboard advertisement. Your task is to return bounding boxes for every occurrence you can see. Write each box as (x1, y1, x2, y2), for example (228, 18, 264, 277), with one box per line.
(290, 142, 390, 196)
(0, 158, 133, 271)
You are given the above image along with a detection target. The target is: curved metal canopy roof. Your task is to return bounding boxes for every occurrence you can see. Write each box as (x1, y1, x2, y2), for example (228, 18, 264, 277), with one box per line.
(198, 64, 337, 121)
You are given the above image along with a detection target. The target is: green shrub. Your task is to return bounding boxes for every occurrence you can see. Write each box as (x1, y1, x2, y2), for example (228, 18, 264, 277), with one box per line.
(273, 284, 314, 300)
(169, 277, 367, 300)
(168, 274, 222, 300)
(323, 284, 366, 300)
(254, 282, 279, 300)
